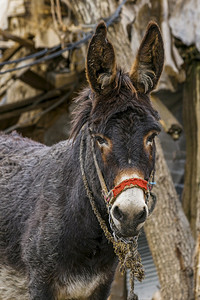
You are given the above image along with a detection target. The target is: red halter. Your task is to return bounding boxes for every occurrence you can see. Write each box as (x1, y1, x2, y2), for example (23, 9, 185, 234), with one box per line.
(112, 178, 148, 198)
(105, 178, 148, 204)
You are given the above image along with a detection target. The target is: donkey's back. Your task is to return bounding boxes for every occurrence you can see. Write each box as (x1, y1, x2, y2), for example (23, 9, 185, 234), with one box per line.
(0, 131, 70, 269)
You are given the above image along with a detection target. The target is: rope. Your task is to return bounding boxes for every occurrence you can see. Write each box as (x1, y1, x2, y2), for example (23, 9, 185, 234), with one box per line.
(0, 35, 91, 75)
(79, 130, 144, 299)
(0, 46, 60, 67)
(91, 136, 109, 197)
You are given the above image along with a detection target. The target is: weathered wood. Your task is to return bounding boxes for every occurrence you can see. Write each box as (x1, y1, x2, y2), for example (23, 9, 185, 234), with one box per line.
(194, 234, 200, 299)
(0, 89, 61, 121)
(3, 86, 75, 134)
(0, 43, 22, 65)
(183, 61, 200, 299)
(183, 62, 200, 236)
(195, 182, 200, 299)
(160, 0, 184, 81)
(0, 55, 35, 99)
(169, 0, 200, 52)
(145, 140, 194, 300)
(151, 94, 182, 139)
(47, 71, 77, 88)
(19, 69, 54, 91)
(0, 29, 35, 50)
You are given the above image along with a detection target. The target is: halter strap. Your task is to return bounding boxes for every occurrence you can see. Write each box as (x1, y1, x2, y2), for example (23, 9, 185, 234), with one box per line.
(112, 178, 148, 198)
(91, 137, 109, 196)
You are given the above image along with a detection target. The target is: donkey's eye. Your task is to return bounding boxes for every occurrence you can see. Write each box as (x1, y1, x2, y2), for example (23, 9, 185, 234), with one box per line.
(95, 135, 108, 146)
(146, 133, 157, 146)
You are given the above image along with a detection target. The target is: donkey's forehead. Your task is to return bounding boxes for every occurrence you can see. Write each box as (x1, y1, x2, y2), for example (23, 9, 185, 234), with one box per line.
(91, 102, 160, 136)
(90, 72, 160, 128)
(107, 112, 160, 135)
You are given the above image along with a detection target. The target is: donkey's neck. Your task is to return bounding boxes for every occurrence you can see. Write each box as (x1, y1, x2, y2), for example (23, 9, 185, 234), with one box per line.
(65, 129, 110, 224)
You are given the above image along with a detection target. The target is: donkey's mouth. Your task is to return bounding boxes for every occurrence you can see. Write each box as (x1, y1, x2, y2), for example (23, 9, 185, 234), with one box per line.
(110, 218, 142, 239)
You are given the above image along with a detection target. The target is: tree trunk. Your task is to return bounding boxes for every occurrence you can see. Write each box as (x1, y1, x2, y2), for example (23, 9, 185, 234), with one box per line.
(182, 62, 200, 237)
(183, 62, 200, 299)
(144, 140, 194, 299)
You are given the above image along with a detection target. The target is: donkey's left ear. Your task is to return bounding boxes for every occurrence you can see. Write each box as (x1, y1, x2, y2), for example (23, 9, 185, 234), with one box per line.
(129, 21, 164, 94)
(86, 21, 117, 94)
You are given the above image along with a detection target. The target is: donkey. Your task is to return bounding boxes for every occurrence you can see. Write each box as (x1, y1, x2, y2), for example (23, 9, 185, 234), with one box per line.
(0, 21, 164, 300)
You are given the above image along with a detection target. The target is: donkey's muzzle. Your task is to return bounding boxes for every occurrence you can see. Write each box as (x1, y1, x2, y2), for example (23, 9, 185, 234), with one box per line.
(112, 205, 147, 224)
(110, 187, 148, 237)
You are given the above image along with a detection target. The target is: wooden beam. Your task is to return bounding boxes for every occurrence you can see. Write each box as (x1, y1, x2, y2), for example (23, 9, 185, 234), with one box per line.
(0, 89, 61, 121)
(0, 43, 22, 65)
(0, 29, 35, 50)
(19, 70, 54, 91)
(3, 88, 75, 134)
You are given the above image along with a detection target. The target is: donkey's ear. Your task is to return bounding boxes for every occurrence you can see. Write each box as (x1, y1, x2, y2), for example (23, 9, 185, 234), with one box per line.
(129, 21, 164, 94)
(86, 21, 117, 94)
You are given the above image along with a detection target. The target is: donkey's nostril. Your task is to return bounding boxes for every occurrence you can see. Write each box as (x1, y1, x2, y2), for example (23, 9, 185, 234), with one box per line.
(113, 206, 124, 222)
(137, 207, 147, 223)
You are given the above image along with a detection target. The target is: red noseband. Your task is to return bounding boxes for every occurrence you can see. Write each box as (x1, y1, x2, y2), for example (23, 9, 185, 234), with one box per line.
(112, 178, 148, 198)
(105, 178, 148, 204)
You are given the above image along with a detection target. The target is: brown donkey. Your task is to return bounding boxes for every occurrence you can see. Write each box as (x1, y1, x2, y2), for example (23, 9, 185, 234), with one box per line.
(0, 21, 164, 300)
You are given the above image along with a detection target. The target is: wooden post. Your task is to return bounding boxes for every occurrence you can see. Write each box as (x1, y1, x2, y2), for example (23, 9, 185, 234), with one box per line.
(182, 62, 200, 237)
(183, 61, 200, 299)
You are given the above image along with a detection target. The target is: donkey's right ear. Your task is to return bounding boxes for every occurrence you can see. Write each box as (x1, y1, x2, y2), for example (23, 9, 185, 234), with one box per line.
(129, 21, 164, 94)
(86, 21, 117, 94)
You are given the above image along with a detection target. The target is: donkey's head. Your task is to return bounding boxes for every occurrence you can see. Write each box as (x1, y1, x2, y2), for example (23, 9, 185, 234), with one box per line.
(72, 21, 164, 238)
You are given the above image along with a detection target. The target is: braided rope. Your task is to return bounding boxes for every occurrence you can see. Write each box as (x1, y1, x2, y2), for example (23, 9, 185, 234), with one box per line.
(79, 132, 144, 299)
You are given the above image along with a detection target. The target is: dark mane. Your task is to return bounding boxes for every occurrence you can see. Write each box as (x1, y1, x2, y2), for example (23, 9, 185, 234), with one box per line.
(70, 69, 160, 138)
